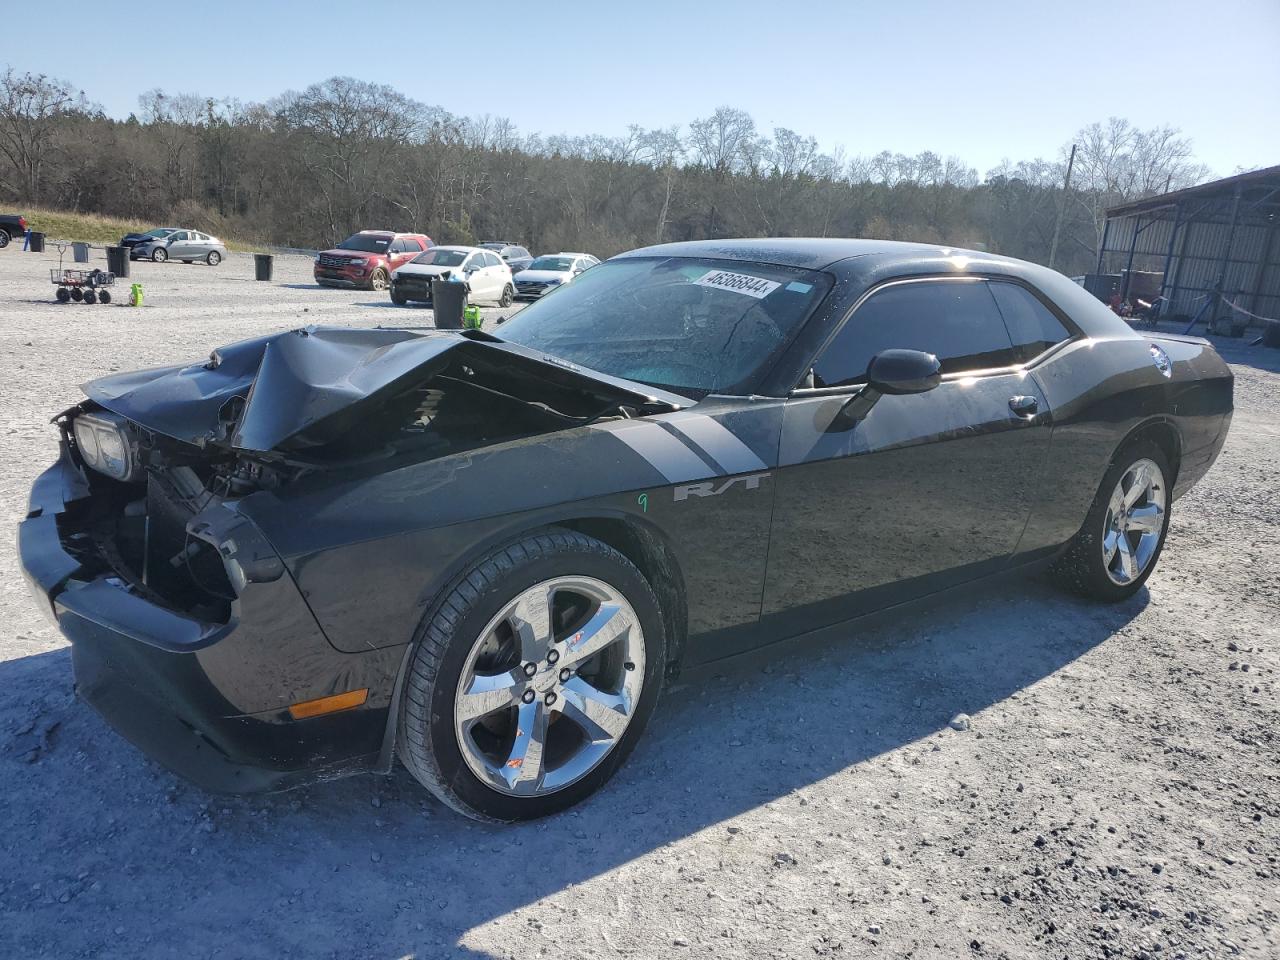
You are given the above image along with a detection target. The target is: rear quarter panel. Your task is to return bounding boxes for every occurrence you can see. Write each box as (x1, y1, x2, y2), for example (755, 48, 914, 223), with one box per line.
(1018, 335, 1232, 556)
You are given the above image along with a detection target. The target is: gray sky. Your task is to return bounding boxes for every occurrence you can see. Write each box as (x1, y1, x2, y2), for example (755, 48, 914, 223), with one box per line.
(7, 0, 1278, 177)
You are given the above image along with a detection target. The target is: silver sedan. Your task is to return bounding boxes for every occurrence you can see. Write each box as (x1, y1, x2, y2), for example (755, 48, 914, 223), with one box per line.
(134, 229, 228, 266)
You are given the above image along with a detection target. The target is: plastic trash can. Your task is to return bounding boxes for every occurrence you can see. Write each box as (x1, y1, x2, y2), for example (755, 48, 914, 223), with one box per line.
(254, 253, 274, 281)
(106, 246, 130, 278)
(28, 232, 45, 253)
(72, 241, 90, 263)
(431, 276, 467, 330)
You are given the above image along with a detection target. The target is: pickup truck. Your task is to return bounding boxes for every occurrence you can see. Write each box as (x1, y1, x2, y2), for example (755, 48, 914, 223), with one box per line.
(0, 213, 28, 249)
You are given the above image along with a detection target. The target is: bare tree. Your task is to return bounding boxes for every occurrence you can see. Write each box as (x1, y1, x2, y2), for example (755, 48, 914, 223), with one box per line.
(0, 69, 82, 200)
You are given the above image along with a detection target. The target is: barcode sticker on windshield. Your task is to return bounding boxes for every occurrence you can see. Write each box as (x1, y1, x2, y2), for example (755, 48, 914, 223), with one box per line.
(693, 270, 780, 299)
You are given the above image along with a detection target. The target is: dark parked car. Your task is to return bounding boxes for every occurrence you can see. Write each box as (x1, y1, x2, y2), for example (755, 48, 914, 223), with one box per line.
(479, 241, 534, 274)
(19, 239, 1232, 821)
(121, 227, 179, 255)
(315, 231, 433, 290)
(0, 213, 27, 249)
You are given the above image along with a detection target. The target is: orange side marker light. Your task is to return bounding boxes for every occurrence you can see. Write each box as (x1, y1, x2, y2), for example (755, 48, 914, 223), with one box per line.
(288, 688, 369, 720)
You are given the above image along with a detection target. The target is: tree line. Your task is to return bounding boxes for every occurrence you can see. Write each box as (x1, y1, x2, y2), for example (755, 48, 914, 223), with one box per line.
(0, 68, 1212, 276)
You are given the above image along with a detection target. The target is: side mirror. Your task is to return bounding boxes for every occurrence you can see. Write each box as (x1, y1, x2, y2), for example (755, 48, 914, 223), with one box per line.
(830, 349, 941, 430)
(867, 348, 942, 395)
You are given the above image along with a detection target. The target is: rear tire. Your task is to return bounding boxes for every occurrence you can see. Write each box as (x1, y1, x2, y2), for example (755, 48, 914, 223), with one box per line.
(0, 228, 10, 249)
(397, 530, 667, 822)
(98, 289, 111, 304)
(56, 287, 70, 302)
(499, 284, 514, 307)
(1051, 439, 1173, 601)
(83, 289, 97, 304)
(206, 251, 221, 266)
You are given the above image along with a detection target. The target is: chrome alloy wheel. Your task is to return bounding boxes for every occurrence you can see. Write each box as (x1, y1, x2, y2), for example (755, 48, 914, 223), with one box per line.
(453, 576, 645, 797)
(1102, 458, 1166, 585)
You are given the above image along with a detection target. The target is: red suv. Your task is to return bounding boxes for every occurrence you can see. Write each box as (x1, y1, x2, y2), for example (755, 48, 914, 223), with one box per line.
(314, 230, 434, 290)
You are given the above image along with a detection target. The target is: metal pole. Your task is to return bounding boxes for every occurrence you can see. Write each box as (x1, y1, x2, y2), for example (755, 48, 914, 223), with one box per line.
(1121, 217, 1141, 301)
(1048, 144, 1076, 270)
(1096, 217, 1111, 276)
(1157, 203, 1181, 305)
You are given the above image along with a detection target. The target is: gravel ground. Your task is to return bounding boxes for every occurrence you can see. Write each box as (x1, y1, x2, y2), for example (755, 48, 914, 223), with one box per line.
(0, 247, 1276, 960)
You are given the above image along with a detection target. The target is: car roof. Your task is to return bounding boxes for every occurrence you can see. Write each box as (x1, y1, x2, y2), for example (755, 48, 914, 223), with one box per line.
(429, 245, 486, 254)
(552, 252, 593, 258)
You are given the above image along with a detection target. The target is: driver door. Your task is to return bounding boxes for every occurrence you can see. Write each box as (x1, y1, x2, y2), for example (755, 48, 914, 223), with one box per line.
(762, 277, 1053, 635)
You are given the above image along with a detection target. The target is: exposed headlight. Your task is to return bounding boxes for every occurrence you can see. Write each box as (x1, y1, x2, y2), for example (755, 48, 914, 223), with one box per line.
(313, 254, 321, 263)
(73, 411, 139, 481)
(347, 258, 368, 266)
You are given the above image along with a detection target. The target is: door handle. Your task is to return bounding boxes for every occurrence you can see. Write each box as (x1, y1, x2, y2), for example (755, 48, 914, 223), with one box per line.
(1008, 395, 1039, 417)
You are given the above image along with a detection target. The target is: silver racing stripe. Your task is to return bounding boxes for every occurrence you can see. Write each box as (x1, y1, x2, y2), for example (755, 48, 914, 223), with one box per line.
(660, 413, 768, 475)
(589, 421, 717, 484)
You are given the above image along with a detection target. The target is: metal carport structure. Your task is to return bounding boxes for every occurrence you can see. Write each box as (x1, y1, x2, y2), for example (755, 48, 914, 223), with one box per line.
(1096, 164, 1280, 333)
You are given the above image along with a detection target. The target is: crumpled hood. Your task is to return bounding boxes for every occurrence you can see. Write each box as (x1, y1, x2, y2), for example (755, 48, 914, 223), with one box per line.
(393, 263, 460, 281)
(82, 327, 686, 453)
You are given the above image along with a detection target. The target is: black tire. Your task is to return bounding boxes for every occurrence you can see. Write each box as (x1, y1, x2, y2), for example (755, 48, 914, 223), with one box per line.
(70, 287, 83, 302)
(98, 289, 111, 304)
(152, 248, 167, 263)
(499, 284, 514, 308)
(397, 530, 667, 822)
(82, 289, 96, 304)
(370, 268, 389, 291)
(0, 228, 10, 249)
(391, 287, 408, 306)
(1051, 439, 1173, 601)
(206, 251, 221, 266)
(56, 287, 70, 303)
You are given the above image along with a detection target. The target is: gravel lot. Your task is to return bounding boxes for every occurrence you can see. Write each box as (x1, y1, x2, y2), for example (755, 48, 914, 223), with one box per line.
(0, 246, 1276, 960)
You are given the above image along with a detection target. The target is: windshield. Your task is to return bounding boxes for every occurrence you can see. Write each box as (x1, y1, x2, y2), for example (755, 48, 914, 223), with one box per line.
(497, 257, 832, 396)
(336, 234, 392, 253)
(411, 249, 468, 267)
(529, 256, 576, 271)
(144, 228, 175, 239)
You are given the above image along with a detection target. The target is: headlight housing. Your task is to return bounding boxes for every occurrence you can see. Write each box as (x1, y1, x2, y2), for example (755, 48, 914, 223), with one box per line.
(73, 411, 139, 481)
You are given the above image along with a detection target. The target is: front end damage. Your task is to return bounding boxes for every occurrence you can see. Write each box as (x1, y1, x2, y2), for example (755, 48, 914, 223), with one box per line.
(18, 326, 685, 792)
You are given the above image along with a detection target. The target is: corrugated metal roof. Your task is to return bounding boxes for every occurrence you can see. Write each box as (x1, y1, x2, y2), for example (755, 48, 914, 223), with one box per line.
(1106, 164, 1280, 220)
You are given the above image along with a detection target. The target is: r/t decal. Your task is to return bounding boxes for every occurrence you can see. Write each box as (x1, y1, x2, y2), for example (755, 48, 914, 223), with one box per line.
(674, 472, 771, 502)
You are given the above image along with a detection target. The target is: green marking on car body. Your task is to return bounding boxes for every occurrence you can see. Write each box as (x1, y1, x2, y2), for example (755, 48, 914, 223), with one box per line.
(637, 493, 648, 513)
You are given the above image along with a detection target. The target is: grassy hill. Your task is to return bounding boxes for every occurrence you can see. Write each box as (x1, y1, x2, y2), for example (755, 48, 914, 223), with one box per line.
(9, 205, 256, 251)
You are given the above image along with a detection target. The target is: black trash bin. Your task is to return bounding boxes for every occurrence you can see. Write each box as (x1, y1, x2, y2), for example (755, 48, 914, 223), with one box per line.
(254, 253, 274, 281)
(431, 277, 467, 330)
(28, 232, 45, 253)
(106, 245, 130, 279)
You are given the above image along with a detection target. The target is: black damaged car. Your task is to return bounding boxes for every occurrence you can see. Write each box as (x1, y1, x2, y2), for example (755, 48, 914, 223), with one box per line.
(19, 239, 1233, 821)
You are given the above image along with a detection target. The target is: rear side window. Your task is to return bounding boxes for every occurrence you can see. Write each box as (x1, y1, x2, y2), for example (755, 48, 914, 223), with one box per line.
(484, 251, 502, 267)
(989, 282, 1072, 363)
(812, 279, 1016, 388)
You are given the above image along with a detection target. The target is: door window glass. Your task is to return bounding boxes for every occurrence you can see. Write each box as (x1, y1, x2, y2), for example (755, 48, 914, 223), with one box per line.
(989, 282, 1073, 363)
(812, 280, 1017, 388)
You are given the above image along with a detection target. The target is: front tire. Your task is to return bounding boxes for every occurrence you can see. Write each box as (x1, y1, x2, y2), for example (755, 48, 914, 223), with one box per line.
(499, 283, 514, 307)
(0, 228, 10, 249)
(152, 248, 167, 263)
(1051, 440, 1173, 601)
(397, 530, 667, 822)
(370, 268, 389, 291)
(391, 287, 408, 306)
